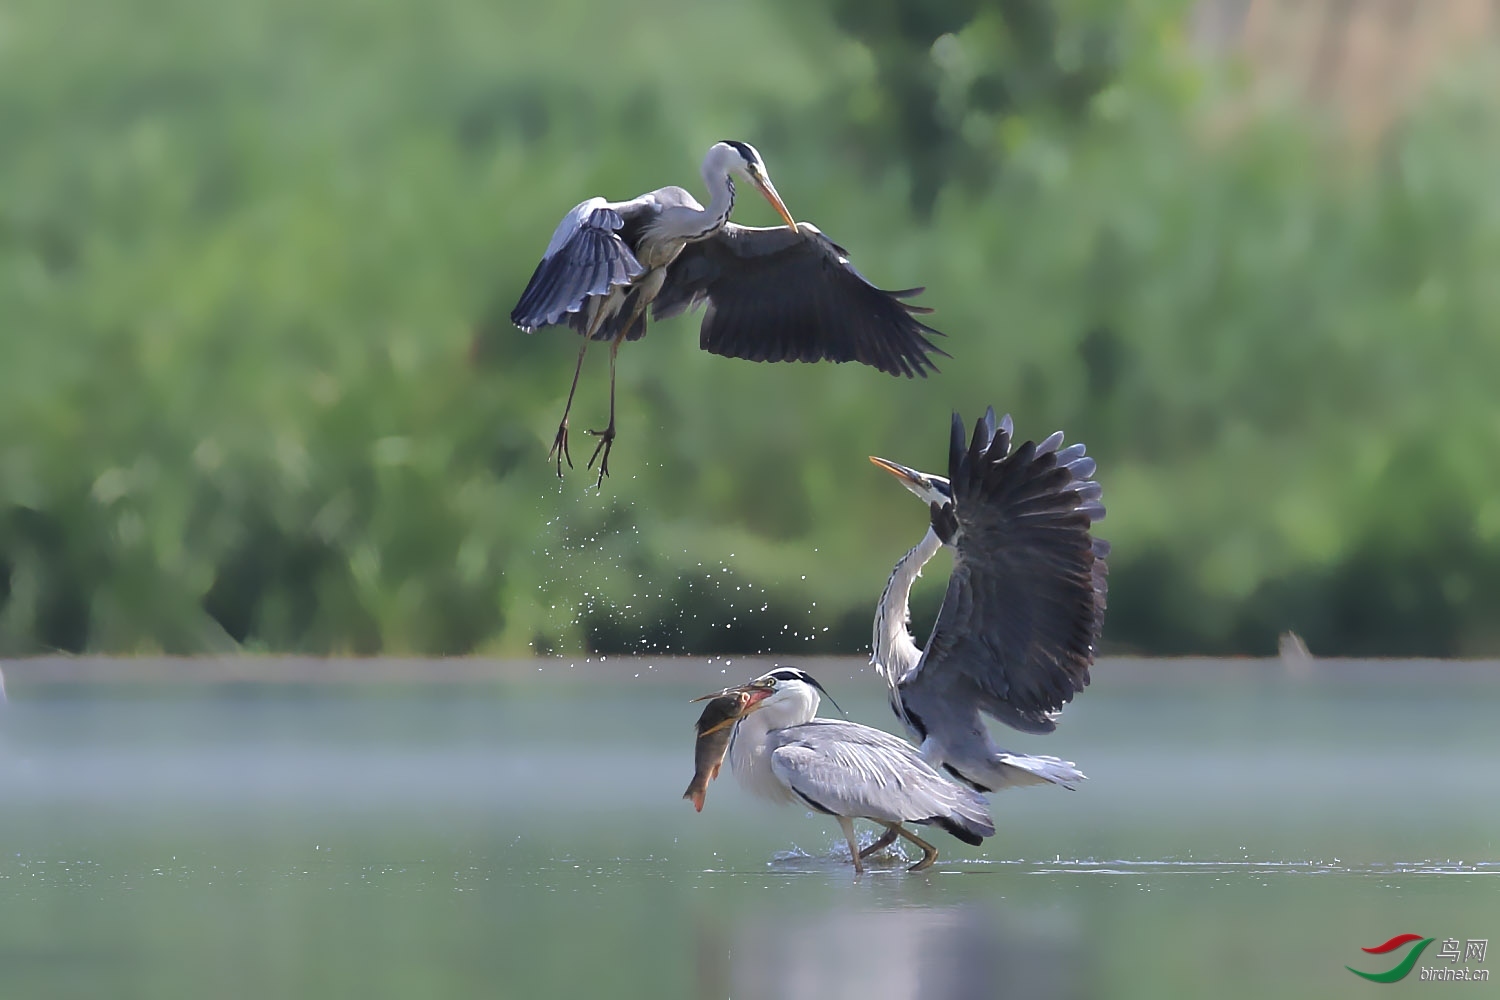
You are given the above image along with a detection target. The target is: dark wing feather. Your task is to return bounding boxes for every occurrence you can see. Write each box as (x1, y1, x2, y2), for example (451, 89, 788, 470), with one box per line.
(652, 223, 947, 378)
(903, 410, 1108, 734)
(511, 202, 644, 331)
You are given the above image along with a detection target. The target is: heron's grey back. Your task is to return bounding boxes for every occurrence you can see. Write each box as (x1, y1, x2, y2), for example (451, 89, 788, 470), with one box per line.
(767, 720, 993, 837)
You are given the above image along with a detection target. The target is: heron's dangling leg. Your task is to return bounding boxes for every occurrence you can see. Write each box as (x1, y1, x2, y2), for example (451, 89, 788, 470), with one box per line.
(837, 816, 865, 875)
(586, 331, 627, 487)
(549, 314, 603, 478)
(857, 827, 900, 861)
(888, 824, 939, 872)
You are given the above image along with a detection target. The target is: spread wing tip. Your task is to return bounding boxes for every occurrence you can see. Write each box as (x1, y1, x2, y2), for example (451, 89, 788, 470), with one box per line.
(887, 287, 938, 318)
(883, 349, 946, 379)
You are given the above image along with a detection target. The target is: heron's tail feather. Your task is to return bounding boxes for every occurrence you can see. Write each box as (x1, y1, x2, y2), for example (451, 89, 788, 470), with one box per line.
(924, 785, 995, 845)
(991, 753, 1086, 791)
(931, 813, 989, 847)
(944, 752, 1087, 793)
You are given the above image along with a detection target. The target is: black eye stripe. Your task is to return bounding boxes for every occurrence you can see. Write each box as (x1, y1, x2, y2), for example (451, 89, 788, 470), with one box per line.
(764, 668, 844, 715)
(720, 140, 759, 166)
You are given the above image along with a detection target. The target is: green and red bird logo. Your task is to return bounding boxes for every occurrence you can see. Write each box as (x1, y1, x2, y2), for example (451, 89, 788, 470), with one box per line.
(1347, 934, 1434, 983)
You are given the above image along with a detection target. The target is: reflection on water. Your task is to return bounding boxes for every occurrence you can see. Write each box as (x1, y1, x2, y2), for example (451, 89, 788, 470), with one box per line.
(2, 658, 1499, 1000)
(704, 902, 1082, 1000)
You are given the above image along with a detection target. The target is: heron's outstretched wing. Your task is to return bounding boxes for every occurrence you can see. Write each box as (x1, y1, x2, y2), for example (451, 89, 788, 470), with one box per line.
(652, 223, 947, 378)
(768, 721, 993, 840)
(901, 410, 1108, 736)
(510, 198, 645, 331)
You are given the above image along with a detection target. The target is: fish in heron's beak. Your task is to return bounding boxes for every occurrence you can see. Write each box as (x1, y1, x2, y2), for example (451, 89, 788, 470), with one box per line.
(683, 685, 770, 812)
(752, 173, 797, 231)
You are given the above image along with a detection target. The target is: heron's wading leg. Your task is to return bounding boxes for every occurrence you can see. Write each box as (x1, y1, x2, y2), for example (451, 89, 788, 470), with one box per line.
(549, 306, 608, 476)
(840, 822, 935, 873)
(857, 828, 900, 861)
(836, 817, 866, 875)
(888, 824, 939, 871)
(586, 329, 629, 486)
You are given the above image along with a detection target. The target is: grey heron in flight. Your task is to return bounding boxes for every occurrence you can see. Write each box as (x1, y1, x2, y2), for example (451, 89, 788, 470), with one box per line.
(867, 408, 1109, 802)
(511, 141, 946, 485)
(719, 666, 994, 872)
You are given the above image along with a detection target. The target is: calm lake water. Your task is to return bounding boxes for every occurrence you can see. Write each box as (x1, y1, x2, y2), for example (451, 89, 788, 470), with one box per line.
(2, 657, 1497, 999)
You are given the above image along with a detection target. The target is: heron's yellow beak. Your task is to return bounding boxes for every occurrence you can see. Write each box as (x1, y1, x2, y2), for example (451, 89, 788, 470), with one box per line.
(690, 684, 771, 734)
(869, 455, 925, 490)
(753, 174, 797, 231)
(736, 686, 774, 714)
(697, 715, 738, 737)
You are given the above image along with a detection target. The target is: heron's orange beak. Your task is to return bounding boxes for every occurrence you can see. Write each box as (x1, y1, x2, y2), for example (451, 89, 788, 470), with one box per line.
(869, 455, 925, 491)
(735, 692, 773, 722)
(692, 682, 772, 703)
(697, 715, 736, 737)
(753, 174, 797, 231)
(691, 683, 772, 734)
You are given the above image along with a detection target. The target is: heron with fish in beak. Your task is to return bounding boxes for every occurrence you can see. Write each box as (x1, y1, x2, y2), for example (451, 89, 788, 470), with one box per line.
(685, 667, 993, 873)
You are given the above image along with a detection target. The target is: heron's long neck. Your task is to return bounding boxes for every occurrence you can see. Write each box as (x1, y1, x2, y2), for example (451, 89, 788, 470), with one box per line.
(687, 166, 735, 240)
(647, 171, 735, 248)
(728, 691, 818, 805)
(872, 527, 943, 689)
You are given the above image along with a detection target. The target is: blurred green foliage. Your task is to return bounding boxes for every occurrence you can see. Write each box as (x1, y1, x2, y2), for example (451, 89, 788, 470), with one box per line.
(4, 0, 1500, 657)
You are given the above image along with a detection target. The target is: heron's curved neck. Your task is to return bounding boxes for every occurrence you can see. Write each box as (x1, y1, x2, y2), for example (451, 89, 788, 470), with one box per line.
(761, 686, 820, 730)
(872, 527, 943, 688)
(688, 162, 736, 241)
(728, 688, 819, 804)
(646, 153, 739, 247)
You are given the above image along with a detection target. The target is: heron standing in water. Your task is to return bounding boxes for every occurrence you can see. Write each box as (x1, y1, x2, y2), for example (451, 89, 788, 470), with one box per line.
(511, 141, 946, 485)
(716, 666, 994, 873)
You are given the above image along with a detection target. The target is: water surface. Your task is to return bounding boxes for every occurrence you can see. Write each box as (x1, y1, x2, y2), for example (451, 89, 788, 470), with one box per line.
(2, 657, 1496, 999)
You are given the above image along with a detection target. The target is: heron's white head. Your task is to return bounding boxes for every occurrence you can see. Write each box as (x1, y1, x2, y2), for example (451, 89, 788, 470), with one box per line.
(869, 455, 952, 508)
(704, 141, 797, 230)
(720, 666, 841, 729)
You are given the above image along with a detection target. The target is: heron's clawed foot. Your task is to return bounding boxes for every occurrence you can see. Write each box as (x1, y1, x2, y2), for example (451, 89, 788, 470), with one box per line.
(906, 850, 938, 873)
(547, 421, 573, 478)
(888, 824, 939, 872)
(586, 423, 616, 488)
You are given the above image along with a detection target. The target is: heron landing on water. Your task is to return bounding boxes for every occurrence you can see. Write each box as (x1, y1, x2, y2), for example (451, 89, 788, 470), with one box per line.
(510, 141, 947, 486)
(868, 408, 1109, 797)
(713, 667, 995, 873)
